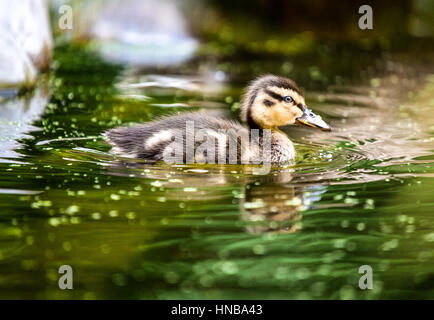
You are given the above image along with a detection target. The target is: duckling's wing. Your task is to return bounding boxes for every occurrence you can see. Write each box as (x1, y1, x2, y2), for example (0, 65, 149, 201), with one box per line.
(104, 124, 154, 159)
(104, 112, 245, 161)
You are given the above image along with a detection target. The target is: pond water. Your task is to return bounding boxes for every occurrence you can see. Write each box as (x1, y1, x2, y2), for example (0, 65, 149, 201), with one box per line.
(0, 43, 433, 299)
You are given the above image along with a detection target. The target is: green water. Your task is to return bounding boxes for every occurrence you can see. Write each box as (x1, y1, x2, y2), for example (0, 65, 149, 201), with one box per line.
(0, 43, 434, 299)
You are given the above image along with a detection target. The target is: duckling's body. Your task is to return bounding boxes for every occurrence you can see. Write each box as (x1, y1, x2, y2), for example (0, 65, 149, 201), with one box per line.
(105, 75, 330, 164)
(106, 112, 295, 163)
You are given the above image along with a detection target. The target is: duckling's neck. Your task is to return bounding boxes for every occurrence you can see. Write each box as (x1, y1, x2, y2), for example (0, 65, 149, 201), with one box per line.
(245, 114, 295, 162)
(246, 107, 261, 130)
(246, 113, 278, 132)
(246, 108, 278, 131)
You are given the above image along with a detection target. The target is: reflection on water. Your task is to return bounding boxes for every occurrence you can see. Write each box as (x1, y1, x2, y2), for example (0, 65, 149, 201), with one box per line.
(0, 83, 50, 161)
(0, 45, 433, 299)
(241, 172, 305, 234)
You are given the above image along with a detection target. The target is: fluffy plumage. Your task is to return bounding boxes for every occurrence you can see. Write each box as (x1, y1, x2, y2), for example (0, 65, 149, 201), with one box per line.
(105, 75, 329, 164)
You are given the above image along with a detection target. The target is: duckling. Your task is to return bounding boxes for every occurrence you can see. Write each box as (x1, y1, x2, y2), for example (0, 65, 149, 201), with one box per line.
(104, 75, 330, 164)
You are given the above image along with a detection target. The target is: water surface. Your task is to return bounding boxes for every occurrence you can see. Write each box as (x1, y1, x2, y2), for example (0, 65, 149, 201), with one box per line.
(0, 44, 433, 299)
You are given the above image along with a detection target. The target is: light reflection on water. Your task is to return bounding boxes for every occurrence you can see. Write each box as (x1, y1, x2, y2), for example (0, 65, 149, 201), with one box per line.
(0, 46, 433, 299)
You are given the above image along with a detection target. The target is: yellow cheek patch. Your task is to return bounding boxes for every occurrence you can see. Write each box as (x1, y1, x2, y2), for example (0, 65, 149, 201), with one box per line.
(250, 90, 305, 128)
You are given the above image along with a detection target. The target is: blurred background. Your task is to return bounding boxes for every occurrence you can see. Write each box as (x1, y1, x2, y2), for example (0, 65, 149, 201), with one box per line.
(2, 0, 434, 90)
(0, 0, 433, 300)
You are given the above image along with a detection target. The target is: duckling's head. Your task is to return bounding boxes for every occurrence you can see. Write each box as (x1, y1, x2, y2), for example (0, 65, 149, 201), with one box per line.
(241, 75, 330, 131)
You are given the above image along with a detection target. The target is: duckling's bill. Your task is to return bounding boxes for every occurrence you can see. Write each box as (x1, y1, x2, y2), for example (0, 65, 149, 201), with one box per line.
(295, 107, 331, 131)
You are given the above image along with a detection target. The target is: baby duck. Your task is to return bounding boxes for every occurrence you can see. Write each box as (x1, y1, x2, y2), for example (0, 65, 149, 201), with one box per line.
(105, 75, 330, 164)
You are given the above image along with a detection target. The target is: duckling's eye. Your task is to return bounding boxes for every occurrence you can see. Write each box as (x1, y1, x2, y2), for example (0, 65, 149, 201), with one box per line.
(284, 96, 294, 104)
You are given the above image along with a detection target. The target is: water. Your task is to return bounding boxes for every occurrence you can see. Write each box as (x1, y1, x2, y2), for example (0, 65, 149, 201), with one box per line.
(0, 44, 433, 299)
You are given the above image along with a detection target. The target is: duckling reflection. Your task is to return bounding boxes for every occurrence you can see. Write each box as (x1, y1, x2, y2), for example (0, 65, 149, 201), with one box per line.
(103, 159, 324, 234)
(107, 163, 319, 232)
(240, 169, 301, 234)
(241, 173, 328, 234)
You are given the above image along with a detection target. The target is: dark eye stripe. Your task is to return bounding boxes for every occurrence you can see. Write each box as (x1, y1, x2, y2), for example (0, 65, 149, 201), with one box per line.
(264, 89, 284, 102)
(297, 103, 305, 111)
(263, 99, 275, 107)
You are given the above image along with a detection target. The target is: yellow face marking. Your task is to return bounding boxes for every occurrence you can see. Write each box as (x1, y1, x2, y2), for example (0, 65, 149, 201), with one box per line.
(249, 86, 306, 128)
